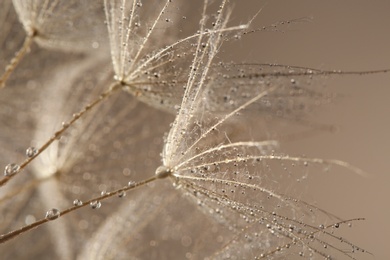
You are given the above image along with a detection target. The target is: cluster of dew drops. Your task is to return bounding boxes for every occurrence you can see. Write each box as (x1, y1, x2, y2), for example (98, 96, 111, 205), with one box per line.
(3, 147, 37, 177)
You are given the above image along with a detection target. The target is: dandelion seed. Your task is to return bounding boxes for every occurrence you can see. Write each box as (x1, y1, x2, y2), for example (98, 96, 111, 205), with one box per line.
(0, 0, 108, 89)
(103, 0, 253, 112)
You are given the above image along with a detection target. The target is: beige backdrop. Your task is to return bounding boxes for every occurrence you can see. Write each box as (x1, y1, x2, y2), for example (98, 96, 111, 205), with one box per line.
(227, 1, 390, 259)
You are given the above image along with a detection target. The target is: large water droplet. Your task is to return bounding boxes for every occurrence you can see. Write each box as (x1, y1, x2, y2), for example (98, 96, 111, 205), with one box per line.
(4, 163, 20, 176)
(90, 201, 101, 209)
(45, 208, 60, 220)
(25, 147, 38, 158)
(155, 165, 172, 179)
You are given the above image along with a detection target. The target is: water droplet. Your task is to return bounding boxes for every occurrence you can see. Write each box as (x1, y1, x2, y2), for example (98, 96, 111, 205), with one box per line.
(45, 208, 60, 220)
(26, 147, 38, 158)
(303, 161, 309, 166)
(73, 199, 83, 206)
(290, 78, 296, 84)
(118, 190, 126, 198)
(90, 201, 101, 209)
(334, 223, 340, 228)
(155, 165, 172, 179)
(4, 163, 20, 176)
(319, 224, 325, 229)
(128, 181, 135, 187)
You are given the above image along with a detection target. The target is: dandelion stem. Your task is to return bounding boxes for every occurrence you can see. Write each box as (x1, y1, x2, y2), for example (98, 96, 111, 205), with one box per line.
(0, 82, 121, 187)
(0, 175, 158, 244)
(0, 34, 35, 89)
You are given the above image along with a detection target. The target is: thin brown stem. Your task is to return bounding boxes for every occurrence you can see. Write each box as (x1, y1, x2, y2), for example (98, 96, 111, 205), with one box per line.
(0, 34, 35, 88)
(0, 175, 158, 244)
(0, 82, 121, 187)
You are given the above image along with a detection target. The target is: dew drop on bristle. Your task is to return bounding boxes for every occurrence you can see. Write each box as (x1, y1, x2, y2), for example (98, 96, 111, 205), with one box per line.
(73, 199, 83, 206)
(118, 190, 126, 198)
(4, 163, 20, 176)
(25, 147, 38, 158)
(45, 208, 60, 220)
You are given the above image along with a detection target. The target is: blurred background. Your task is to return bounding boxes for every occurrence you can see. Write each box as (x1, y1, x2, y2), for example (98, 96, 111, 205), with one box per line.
(228, 1, 390, 259)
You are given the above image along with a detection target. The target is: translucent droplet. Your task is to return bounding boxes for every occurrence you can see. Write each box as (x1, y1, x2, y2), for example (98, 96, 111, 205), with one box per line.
(319, 224, 325, 229)
(118, 190, 126, 198)
(45, 208, 60, 220)
(128, 181, 135, 187)
(26, 147, 38, 158)
(90, 201, 101, 209)
(73, 199, 83, 206)
(4, 163, 20, 176)
(155, 165, 172, 179)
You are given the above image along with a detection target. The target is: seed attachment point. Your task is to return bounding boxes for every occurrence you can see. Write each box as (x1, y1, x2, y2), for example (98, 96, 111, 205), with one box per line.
(155, 165, 173, 179)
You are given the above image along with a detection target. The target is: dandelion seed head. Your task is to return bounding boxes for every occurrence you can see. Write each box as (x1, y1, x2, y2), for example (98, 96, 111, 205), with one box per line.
(12, 0, 109, 52)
